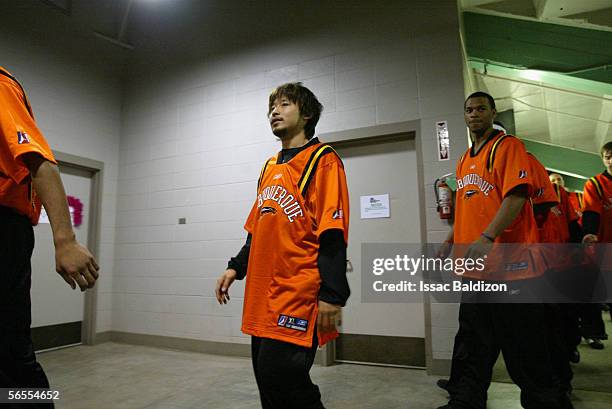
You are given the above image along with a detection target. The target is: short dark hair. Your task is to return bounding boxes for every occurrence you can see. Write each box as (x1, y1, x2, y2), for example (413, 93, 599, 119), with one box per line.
(465, 91, 496, 110)
(268, 82, 323, 139)
(601, 141, 612, 156)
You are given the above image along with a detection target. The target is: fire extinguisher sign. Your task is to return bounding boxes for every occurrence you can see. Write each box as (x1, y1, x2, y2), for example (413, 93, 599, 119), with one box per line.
(436, 121, 450, 161)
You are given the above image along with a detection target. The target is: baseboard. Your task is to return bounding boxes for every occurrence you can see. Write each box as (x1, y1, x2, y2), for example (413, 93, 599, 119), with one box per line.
(32, 321, 82, 351)
(94, 331, 251, 357)
(92, 331, 333, 366)
(94, 331, 112, 343)
(336, 333, 425, 367)
(429, 358, 451, 376)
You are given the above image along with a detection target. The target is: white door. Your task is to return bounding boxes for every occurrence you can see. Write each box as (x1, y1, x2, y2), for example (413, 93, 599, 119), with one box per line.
(334, 136, 424, 365)
(30, 164, 93, 350)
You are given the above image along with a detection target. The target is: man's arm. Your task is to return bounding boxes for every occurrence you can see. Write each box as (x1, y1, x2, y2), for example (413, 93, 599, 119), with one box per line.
(582, 211, 600, 242)
(227, 234, 251, 280)
(215, 234, 251, 304)
(317, 229, 349, 334)
(318, 229, 349, 306)
(483, 185, 529, 239)
(466, 185, 528, 258)
(22, 153, 99, 290)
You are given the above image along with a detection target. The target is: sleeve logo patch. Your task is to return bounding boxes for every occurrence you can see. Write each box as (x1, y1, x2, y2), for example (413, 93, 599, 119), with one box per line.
(17, 131, 30, 144)
(518, 169, 527, 179)
(504, 261, 528, 271)
(277, 314, 308, 332)
(332, 209, 343, 219)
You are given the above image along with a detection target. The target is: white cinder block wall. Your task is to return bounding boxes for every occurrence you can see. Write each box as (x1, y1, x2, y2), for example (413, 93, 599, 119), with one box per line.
(0, 11, 124, 333)
(115, 0, 467, 367)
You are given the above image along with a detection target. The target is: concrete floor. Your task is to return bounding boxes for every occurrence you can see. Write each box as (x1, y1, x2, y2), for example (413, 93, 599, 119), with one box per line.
(38, 342, 612, 409)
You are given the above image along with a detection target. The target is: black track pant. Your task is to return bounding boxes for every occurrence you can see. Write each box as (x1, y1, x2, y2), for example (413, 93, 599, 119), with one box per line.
(0, 207, 53, 409)
(448, 302, 571, 409)
(251, 335, 325, 409)
(577, 303, 607, 340)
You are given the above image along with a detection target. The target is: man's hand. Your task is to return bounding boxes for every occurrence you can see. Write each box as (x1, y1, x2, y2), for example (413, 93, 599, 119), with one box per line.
(215, 269, 237, 304)
(465, 235, 494, 261)
(317, 300, 341, 334)
(582, 234, 598, 244)
(55, 239, 99, 291)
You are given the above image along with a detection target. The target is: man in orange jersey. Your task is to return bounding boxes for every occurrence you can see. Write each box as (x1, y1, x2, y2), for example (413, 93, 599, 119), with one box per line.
(580, 141, 612, 347)
(215, 83, 349, 409)
(529, 155, 584, 396)
(549, 173, 583, 217)
(436, 92, 571, 409)
(0, 67, 99, 407)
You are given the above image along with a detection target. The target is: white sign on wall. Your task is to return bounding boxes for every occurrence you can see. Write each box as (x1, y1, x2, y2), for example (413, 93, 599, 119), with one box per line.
(436, 120, 450, 161)
(37, 195, 83, 227)
(360, 194, 390, 219)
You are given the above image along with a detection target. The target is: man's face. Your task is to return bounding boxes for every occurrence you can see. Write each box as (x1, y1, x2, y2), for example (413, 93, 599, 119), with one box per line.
(549, 173, 565, 187)
(603, 149, 612, 173)
(464, 97, 496, 134)
(268, 97, 308, 139)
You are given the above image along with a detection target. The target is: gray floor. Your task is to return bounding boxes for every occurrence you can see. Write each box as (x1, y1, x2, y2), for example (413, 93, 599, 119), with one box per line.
(38, 342, 612, 409)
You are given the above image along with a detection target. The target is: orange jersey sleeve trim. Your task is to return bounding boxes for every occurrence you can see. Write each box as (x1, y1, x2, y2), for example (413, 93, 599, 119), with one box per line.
(307, 155, 350, 243)
(527, 152, 558, 206)
(491, 136, 533, 199)
(582, 177, 603, 214)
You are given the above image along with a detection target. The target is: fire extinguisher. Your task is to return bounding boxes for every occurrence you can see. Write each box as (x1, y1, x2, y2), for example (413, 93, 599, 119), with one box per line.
(434, 174, 454, 220)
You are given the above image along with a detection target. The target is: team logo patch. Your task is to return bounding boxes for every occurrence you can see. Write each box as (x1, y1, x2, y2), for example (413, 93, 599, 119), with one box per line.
(518, 169, 527, 179)
(260, 206, 277, 216)
(17, 131, 30, 144)
(464, 189, 479, 199)
(277, 314, 308, 332)
(332, 209, 343, 219)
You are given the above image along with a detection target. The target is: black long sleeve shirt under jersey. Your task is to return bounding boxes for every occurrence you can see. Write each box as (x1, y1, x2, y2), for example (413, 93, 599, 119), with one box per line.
(227, 139, 350, 306)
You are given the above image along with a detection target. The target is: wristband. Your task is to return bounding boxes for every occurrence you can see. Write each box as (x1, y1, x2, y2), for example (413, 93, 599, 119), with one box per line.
(481, 232, 495, 242)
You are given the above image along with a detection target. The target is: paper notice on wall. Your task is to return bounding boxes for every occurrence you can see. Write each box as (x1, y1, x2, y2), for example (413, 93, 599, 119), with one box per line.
(360, 194, 390, 219)
(436, 120, 450, 161)
(38, 204, 78, 226)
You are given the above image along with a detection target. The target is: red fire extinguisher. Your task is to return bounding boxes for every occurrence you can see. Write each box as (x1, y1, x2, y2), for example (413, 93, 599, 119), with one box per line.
(434, 174, 454, 220)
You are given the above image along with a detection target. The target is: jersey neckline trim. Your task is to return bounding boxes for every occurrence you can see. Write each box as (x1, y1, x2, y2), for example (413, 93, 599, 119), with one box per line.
(275, 137, 320, 165)
(469, 130, 503, 157)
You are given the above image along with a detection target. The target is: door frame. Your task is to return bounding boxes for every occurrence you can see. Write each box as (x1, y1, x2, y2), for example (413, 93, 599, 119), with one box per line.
(53, 150, 104, 346)
(317, 120, 429, 367)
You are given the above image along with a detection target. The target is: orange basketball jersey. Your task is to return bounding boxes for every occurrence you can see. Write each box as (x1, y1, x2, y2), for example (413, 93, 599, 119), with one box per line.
(583, 172, 612, 243)
(568, 191, 584, 214)
(539, 184, 579, 244)
(527, 152, 558, 207)
(0, 66, 56, 224)
(454, 131, 543, 280)
(242, 142, 349, 348)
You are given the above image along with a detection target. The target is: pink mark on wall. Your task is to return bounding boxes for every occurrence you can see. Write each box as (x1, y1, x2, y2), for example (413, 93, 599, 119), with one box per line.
(67, 196, 83, 227)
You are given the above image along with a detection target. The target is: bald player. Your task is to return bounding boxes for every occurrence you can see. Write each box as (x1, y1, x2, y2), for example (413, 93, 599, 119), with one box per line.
(549, 173, 583, 218)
